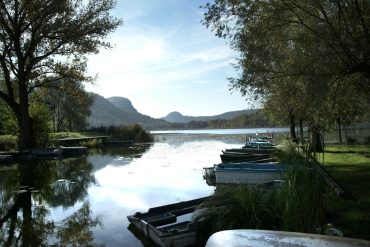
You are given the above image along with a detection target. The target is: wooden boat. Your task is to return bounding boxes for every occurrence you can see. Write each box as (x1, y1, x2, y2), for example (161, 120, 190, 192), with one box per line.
(243, 139, 276, 149)
(220, 152, 270, 163)
(60, 146, 88, 156)
(127, 196, 210, 247)
(15, 148, 62, 159)
(223, 148, 276, 155)
(214, 163, 287, 185)
(206, 230, 370, 247)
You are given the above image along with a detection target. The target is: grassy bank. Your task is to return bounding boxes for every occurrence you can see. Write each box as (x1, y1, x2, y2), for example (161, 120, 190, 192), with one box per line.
(319, 144, 370, 240)
(0, 124, 153, 151)
(194, 142, 370, 243)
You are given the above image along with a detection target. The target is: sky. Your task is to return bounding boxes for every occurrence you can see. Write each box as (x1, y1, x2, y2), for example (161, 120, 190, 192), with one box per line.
(85, 0, 251, 118)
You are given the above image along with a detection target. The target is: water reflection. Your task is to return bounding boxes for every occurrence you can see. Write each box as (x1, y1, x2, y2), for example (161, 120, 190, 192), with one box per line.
(0, 134, 246, 247)
(0, 159, 101, 246)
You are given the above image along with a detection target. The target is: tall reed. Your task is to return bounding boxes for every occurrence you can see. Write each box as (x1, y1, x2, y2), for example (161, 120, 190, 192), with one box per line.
(194, 141, 326, 242)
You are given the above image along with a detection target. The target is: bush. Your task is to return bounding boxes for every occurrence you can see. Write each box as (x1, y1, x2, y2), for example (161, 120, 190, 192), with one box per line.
(30, 102, 52, 148)
(0, 135, 17, 151)
(90, 124, 153, 143)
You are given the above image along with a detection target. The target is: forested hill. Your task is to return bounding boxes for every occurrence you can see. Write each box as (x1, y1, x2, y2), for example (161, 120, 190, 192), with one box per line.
(87, 94, 270, 129)
(87, 93, 170, 129)
(162, 109, 258, 123)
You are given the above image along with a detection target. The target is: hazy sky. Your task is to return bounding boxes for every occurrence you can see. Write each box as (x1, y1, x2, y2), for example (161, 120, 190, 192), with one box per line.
(86, 0, 250, 118)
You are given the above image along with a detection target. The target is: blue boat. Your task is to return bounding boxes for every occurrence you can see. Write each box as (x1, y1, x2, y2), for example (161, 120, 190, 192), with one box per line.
(214, 163, 287, 185)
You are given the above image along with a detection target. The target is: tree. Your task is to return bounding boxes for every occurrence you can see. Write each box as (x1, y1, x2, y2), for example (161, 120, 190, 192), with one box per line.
(0, 0, 121, 149)
(40, 80, 93, 132)
(202, 0, 369, 150)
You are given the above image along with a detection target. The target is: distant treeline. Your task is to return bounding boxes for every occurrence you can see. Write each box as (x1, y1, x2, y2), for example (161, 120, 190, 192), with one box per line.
(161, 111, 275, 130)
(90, 124, 153, 143)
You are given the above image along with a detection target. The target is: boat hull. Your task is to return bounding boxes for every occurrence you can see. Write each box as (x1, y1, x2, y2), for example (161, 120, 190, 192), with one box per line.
(215, 163, 286, 185)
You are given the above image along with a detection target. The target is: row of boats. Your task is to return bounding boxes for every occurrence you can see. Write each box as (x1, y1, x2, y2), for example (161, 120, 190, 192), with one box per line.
(203, 137, 283, 186)
(127, 137, 284, 247)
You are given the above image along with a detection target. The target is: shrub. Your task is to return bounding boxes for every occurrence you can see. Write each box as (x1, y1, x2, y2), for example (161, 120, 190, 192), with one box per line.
(0, 135, 17, 151)
(30, 102, 53, 148)
(90, 124, 153, 143)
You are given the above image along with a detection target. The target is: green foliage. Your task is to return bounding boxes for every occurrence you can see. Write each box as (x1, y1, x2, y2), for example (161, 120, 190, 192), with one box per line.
(0, 0, 121, 149)
(50, 132, 87, 140)
(0, 100, 18, 135)
(193, 185, 282, 245)
(91, 124, 154, 143)
(203, 0, 370, 145)
(29, 102, 53, 148)
(40, 80, 94, 132)
(0, 135, 17, 151)
(207, 111, 274, 128)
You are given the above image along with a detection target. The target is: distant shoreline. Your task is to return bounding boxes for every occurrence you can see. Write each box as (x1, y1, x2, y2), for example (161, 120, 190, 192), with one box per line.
(150, 127, 289, 135)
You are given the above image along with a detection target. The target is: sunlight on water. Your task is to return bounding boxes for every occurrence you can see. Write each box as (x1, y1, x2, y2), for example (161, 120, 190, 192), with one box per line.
(88, 134, 244, 246)
(0, 131, 263, 247)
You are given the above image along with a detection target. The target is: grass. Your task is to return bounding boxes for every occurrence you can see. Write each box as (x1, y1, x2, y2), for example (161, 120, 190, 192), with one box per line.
(324, 144, 370, 154)
(49, 131, 102, 139)
(318, 144, 370, 240)
(194, 142, 370, 242)
(0, 132, 103, 151)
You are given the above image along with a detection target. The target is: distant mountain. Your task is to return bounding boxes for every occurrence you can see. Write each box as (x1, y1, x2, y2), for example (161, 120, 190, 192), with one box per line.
(87, 93, 260, 129)
(162, 109, 258, 123)
(88, 94, 131, 127)
(164, 111, 190, 123)
(87, 94, 169, 129)
(107, 96, 138, 114)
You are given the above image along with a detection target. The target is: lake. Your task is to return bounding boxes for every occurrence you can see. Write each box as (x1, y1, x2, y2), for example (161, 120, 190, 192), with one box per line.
(0, 128, 288, 246)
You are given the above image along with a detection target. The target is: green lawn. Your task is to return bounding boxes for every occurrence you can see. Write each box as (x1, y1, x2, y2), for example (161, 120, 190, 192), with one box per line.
(49, 131, 102, 139)
(324, 144, 370, 153)
(318, 144, 370, 240)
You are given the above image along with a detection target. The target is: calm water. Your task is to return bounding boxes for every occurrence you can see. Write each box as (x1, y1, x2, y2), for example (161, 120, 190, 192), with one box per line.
(0, 128, 286, 247)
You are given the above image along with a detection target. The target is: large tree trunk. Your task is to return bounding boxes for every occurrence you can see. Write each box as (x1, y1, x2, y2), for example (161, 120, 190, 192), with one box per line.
(309, 125, 323, 152)
(16, 74, 35, 149)
(289, 110, 298, 143)
(16, 107, 34, 150)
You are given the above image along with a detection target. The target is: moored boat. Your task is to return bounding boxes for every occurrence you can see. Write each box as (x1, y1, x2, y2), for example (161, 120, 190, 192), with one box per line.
(223, 148, 276, 155)
(60, 146, 88, 156)
(220, 152, 271, 163)
(206, 230, 370, 247)
(214, 163, 287, 185)
(127, 196, 211, 247)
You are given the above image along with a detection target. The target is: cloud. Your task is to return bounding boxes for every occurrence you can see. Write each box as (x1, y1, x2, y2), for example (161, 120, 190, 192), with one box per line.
(85, 0, 248, 118)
